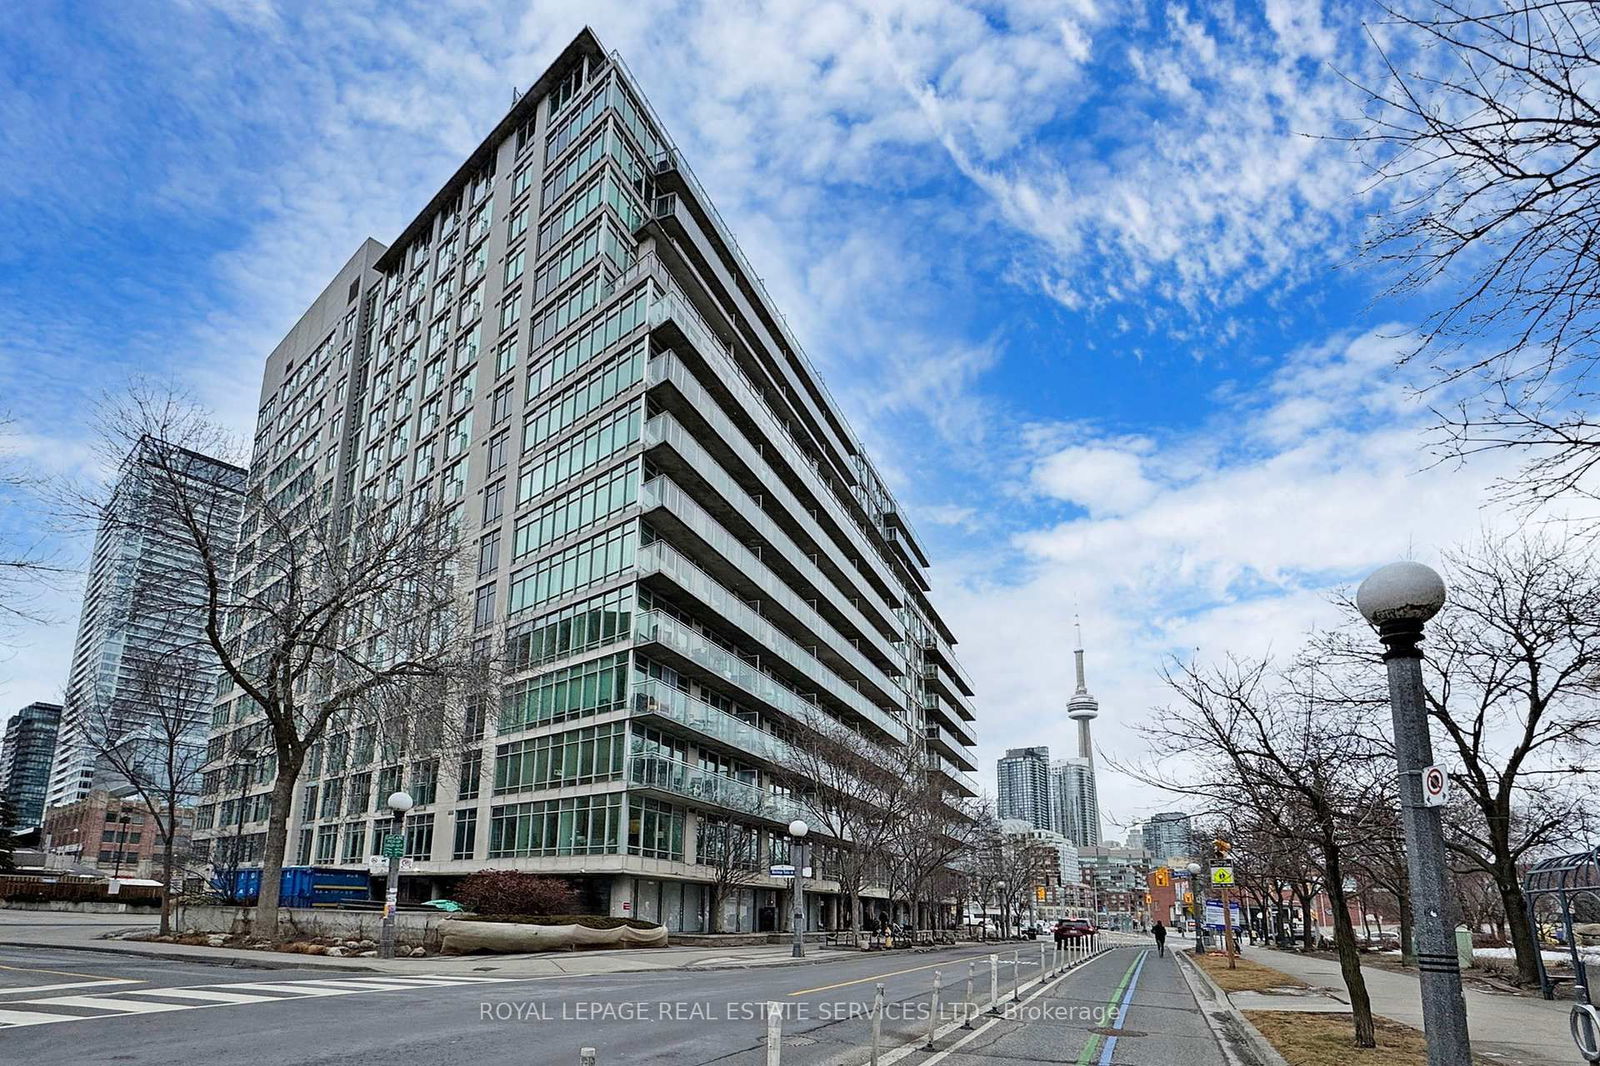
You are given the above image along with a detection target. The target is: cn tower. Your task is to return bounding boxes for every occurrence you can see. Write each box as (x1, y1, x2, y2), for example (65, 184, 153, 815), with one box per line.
(1067, 617, 1099, 761)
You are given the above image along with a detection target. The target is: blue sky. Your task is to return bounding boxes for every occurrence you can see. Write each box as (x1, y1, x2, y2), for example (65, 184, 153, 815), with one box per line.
(0, 0, 1531, 828)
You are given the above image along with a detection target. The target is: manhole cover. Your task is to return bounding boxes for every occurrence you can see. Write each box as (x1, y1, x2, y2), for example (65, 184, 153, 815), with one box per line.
(1089, 1027, 1146, 1037)
(762, 1035, 819, 1047)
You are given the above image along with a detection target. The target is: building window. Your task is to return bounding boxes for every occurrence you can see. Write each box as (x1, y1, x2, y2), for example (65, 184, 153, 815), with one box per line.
(490, 383, 514, 425)
(315, 824, 338, 863)
(410, 760, 439, 806)
(629, 797, 684, 860)
(487, 793, 622, 858)
(483, 479, 506, 523)
(478, 530, 501, 577)
(499, 651, 629, 731)
(452, 809, 478, 861)
(403, 813, 435, 860)
(458, 749, 483, 800)
(492, 722, 625, 794)
(487, 431, 508, 474)
(474, 584, 497, 628)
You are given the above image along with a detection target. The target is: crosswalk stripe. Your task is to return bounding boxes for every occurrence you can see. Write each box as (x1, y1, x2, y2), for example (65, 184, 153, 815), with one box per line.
(119, 988, 289, 1004)
(0, 973, 524, 1028)
(216, 982, 361, 997)
(0, 1008, 84, 1026)
(0, 980, 141, 997)
(35, 995, 191, 1014)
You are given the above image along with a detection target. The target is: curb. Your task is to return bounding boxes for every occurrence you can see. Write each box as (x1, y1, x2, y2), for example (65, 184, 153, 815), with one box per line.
(0, 939, 385, 973)
(1175, 951, 1292, 1066)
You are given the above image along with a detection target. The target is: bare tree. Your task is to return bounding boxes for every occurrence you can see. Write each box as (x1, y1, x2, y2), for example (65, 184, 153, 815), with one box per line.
(78, 649, 212, 935)
(885, 784, 984, 931)
(0, 414, 69, 630)
(73, 386, 491, 936)
(1313, 535, 1600, 985)
(771, 711, 915, 932)
(1356, 0, 1600, 508)
(1128, 656, 1388, 1048)
(696, 817, 764, 933)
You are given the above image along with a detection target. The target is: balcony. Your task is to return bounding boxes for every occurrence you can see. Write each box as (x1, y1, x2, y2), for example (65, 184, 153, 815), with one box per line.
(923, 722, 979, 771)
(645, 356, 904, 651)
(927, 754, 979, 798)
(633, 609, 908, 746)
(637, 266, 903, 607)
(627, 752, 798, 825)
(631, 678, 789, 765)
(921, 635, 976, 699)
(637, 468, 903, 704)
(921, 665, 977, 724)
(921, 690, 978, 748)
(635, 536, 906, 742)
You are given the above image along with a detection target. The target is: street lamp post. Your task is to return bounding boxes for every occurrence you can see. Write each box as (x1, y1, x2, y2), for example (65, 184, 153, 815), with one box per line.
(788, 819, 808, 958)
(1357, 561, 1472, 1066)
(379, 790, 413, 961)
(1187, 862, 1204, 954)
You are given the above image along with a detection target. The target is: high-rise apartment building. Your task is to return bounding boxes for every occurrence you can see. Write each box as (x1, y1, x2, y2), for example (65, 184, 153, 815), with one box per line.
(996, 746, 1052, 831)
(44, 440, 245, 813)
(1050, 757, 1099, 847)
(1143, 811, 1193, 863)
(191, 29, 978, 933)
(1, 702, 62, 828)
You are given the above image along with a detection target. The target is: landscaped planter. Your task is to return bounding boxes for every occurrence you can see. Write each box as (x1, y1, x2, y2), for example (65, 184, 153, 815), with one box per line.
(439, 916, 668, 954)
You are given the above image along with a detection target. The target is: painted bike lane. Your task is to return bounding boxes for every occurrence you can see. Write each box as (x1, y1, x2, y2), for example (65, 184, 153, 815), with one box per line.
(916, 946, 1227, 1065)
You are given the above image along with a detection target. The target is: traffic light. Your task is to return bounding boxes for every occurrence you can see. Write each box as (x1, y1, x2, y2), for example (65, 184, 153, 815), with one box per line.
(1214, 838, 1232, 857)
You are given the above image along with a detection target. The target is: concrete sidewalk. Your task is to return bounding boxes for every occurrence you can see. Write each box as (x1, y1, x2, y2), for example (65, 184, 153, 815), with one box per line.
(1252, 945, 1574, 1066)
(0, 910, 963, 978)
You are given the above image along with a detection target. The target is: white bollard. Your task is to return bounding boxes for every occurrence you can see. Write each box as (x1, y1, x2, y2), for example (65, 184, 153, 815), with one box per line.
(766, 1003, 782, 1066)
(871, 982, 885, 1065)
(1040, 942, 1047, 984)
(580, 1050, 596, 1066)
(988, 953, 1001, 1014)
(1012, 950, 1021, 1002)
(962, 960, 975, 1029)
(924, 970, 942, 1051)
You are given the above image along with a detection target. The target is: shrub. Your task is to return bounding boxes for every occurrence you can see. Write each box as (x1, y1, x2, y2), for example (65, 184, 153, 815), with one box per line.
(454, 871, 578, 916)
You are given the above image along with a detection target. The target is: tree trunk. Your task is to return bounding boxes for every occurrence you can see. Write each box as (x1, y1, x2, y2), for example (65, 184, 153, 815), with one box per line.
(159, 831, 175, 937)
(1324, 845, 1376, 1048)
(1298, 889, 1316, 952)
(1498, 875, 1541, 987)
(709, 887, 725, 933)
(255, 768, 298, 940)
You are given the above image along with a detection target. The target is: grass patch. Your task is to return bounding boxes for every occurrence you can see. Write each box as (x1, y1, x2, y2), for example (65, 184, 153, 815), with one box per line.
(1244, 1011, 1440, 1066)
(1191, 951, 1307, 993)
(453, 914, 661, 931)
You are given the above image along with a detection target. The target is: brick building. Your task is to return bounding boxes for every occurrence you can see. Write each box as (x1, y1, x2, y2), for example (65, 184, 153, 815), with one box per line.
(42, 790, 193, 879)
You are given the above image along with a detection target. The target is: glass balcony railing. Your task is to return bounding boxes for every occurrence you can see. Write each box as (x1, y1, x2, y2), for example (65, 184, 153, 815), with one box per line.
(635, 534, 906, 741)
(928, 754, 980, 798)
(645, 359, 904, 656)
(635, 263, 902, 602)
(627, 752, 798, 823)
(635, 608, 904, 744)
(637, 468, 903, 704)
(631, 679, 789, 764)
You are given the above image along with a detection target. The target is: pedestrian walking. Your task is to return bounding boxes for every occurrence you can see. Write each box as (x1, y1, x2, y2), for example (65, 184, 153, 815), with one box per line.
(1153, 920, 1167, 958)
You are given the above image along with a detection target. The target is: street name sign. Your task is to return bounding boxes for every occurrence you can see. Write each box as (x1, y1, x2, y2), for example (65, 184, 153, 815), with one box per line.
(381, 833, 405, 858)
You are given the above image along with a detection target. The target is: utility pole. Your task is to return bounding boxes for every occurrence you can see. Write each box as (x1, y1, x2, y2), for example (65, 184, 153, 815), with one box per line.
(1358, 562, 1472, 1066)
(788, 819, 808, 958)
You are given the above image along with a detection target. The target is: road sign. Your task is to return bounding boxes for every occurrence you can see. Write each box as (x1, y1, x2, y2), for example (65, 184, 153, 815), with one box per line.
(1211, 866, 1235, 886)
(381, 833, 405, 858)
(769, 864, 796, 878)
(1422, 764, 1449, 807)
(367, 855, 414, 873)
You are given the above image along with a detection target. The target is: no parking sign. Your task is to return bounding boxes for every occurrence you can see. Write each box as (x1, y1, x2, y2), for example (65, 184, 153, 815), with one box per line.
(1421, 764, 1448, 807)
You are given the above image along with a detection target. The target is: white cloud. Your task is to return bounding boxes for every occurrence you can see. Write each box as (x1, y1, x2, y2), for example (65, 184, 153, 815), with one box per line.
(937, 327, 1542, 824)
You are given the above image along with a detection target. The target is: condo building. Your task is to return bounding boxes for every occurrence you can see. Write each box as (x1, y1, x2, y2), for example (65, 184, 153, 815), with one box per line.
(996, 746, 1052, 831)
(191, 29, 978, 932)
(44, 440, 245, 814)
(1, 701, 62, 828)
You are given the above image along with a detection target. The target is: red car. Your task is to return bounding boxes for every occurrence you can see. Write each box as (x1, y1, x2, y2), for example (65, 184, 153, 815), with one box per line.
(1055, 919, 1096, 938)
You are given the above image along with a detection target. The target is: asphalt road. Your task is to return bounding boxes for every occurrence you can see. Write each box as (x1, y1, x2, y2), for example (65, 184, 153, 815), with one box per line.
(0, 939, 1225, 1065)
